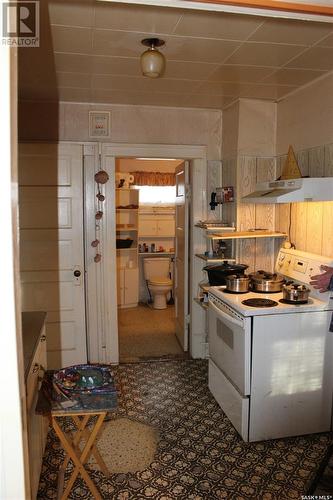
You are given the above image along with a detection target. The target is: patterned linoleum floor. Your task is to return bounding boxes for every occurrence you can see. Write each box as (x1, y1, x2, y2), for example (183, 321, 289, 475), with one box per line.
(38, 360, 333, 499)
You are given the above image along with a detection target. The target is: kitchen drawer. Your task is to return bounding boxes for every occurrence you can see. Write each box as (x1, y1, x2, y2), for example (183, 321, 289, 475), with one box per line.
(26, 328, 46, 411)
(208, 359, 249, 441)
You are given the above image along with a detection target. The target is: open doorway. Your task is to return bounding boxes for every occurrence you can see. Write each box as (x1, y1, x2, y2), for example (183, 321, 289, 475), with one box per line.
(115, 157, 188, 362)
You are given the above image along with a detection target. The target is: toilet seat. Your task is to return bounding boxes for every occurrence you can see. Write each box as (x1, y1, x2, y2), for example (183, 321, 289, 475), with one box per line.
(149, 277, 173, 286)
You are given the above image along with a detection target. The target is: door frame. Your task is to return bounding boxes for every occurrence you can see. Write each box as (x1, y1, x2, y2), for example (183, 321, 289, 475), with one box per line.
(85, 143, 207, 364)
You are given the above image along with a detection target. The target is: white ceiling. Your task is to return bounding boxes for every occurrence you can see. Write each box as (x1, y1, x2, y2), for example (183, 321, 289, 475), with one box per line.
(18, 0, 333, 110)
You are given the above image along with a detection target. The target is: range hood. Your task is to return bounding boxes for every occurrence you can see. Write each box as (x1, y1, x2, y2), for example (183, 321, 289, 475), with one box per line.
(242, 178, 333, 203)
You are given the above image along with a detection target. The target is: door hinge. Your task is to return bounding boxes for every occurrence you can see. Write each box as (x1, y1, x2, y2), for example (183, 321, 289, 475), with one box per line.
(185, 313, 191, 324)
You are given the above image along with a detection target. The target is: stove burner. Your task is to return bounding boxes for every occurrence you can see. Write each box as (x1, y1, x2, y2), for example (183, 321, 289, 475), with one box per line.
(279, 299, 308, 305)
(242, 298, 278, 308)
(223, 289, 248, 294)
(251, 288, 278, 294)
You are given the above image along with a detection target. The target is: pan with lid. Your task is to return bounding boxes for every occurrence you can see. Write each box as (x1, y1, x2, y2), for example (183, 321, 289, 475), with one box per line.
(225, 274, 250, 293)
(203, 262, 248, 286)
(281, 283, 310, 303)
(249, 271, 285, 293)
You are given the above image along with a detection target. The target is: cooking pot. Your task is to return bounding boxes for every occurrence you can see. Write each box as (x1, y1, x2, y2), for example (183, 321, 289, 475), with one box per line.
(203, 262, 248, 286)
(282, 283, 310, 303)
(249, 271, 285, 293)
(225, 274, 250, 293)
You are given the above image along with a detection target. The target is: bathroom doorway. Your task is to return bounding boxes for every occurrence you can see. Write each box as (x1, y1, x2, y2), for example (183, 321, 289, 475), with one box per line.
(115, 157, 187, 362)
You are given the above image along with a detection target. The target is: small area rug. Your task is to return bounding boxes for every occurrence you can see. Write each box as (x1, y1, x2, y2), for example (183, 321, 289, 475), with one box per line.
(88, 417, 159, 473)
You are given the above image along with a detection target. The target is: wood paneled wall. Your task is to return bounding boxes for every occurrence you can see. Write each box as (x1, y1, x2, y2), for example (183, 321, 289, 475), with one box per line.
(223, 155, 276, 272)
(222, 141, 333, 267)
(275, 142, 333, 259)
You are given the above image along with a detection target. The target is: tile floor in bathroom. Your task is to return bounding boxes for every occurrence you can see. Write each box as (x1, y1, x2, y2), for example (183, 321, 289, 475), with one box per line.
(118, 303, 186, 362)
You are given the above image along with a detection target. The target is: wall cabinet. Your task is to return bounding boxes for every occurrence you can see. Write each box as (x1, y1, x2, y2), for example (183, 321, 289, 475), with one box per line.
(117, 267, 139, 308)
(139, 214, 175, 237)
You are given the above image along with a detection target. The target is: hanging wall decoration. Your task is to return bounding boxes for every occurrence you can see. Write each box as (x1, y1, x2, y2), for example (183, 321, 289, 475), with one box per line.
(92, 170, 109, 263)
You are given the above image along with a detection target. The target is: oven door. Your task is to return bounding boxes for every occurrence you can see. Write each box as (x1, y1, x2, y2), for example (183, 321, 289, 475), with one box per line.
(208, 296, 251, 395)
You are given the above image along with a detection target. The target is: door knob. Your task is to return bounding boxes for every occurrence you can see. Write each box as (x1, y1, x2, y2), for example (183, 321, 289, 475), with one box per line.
(74, 270, 81, 277)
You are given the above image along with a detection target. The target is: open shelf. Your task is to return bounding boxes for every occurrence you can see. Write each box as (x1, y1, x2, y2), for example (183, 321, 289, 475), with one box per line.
(195, 254, 235, 263)
(116, 225, 138, 231)
(207, 230, 287, 240)
(116, 247, 137, 252)
(116, 208, 139, 212)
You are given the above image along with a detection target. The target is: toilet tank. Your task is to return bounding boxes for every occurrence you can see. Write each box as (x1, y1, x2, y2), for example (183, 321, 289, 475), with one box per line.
(143, 258, 170, 280)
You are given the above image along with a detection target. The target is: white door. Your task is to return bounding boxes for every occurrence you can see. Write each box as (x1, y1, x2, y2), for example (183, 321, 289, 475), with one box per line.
(19, 143, 87, 369)
(175, 161, 189, 351)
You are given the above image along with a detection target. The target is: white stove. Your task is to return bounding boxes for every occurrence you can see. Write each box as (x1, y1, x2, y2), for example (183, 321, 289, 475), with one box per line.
(207, 248, 333, 442)
(209, 288, 330, 316)
(209, 247, 333, 316)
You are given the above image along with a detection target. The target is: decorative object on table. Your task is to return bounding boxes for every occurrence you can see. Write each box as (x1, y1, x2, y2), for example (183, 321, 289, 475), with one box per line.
(54, 364, 114, 390)
(280, 145, 302, 179)
(92, 169, 110, 263)
(53, 364, 118, 409)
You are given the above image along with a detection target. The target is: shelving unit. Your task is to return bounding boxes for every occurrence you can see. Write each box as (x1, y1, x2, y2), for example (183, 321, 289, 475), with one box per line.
(116, 188, 139, 308)
(207, 230, 287, 240)
(194, 228, 287, 316)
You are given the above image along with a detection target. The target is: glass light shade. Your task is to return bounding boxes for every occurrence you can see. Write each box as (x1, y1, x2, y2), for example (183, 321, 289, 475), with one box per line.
(140, 47, 165, 78)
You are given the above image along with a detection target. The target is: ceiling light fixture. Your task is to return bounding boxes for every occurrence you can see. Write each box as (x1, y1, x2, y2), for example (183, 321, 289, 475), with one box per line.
(140, 38, 166, 79)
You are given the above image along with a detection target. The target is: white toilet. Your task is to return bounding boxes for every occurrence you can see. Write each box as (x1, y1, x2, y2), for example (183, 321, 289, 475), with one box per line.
(143, 257, 173, 310)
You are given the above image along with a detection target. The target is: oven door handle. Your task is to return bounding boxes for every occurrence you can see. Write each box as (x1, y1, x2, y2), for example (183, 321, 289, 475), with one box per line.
(209, 300, 244, 328)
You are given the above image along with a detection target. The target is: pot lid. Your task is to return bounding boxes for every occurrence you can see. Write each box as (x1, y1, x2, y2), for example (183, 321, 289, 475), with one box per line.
(226, 274, 249, 280)
(283, 283, 309, 291)
(250, 270, 284, 283)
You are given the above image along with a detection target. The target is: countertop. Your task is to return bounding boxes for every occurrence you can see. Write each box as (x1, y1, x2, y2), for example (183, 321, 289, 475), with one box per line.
(22, 311, 46, 379)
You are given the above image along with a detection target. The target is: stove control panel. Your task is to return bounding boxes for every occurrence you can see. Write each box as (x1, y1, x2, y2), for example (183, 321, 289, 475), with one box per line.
(276, 253, 291, 274)
(293, 259, 307, 274)
(276, 248, 333, 302)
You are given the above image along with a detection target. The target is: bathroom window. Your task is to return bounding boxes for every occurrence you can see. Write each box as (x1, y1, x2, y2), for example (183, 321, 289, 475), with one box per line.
(134, 186, 176, 206)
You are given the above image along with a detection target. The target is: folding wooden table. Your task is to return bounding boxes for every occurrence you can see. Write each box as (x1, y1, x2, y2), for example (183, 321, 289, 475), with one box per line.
(36, 371, 118, 500)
